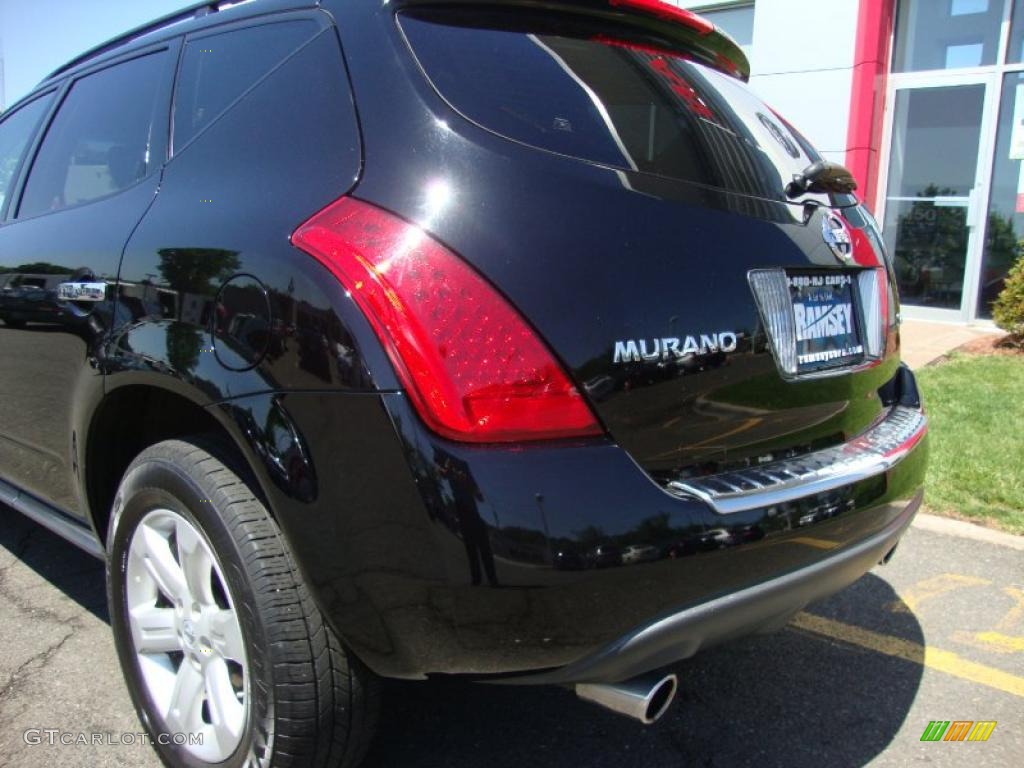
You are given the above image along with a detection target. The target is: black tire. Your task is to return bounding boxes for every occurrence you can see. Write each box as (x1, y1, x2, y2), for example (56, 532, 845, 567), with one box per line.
(0, 316, 25, 329)
(106, 437, 379, 768)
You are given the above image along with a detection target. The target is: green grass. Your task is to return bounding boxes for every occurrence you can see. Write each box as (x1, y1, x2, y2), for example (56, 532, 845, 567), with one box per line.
(916, 354, 1024, 535)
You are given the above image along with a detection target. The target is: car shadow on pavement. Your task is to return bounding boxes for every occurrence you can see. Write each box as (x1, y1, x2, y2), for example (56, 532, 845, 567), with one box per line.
(0, 504, 108, 622)
(367, 573, 925, 768)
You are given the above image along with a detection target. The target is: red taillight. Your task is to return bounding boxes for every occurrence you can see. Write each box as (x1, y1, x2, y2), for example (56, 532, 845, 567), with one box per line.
(292, 197, 603, 444)
(608, 0, 715, 35)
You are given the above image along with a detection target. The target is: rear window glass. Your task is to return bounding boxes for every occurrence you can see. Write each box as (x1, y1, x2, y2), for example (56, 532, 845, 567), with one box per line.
(400, 12, 823, 203)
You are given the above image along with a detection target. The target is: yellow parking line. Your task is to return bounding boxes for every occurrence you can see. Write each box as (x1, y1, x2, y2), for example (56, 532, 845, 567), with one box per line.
(994, 587, 1024, 633)
(887, 573, 991, 614)
(792, 612, 1024, 698)
(974, 632, 1024, 653)
(952, 629, 1024, 655)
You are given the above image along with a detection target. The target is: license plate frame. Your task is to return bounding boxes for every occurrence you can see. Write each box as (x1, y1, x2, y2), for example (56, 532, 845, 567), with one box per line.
(786, 270, 865, 374)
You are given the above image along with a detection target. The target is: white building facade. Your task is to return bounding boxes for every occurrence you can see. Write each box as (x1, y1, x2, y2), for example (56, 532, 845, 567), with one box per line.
(677, 0, 1024, 325)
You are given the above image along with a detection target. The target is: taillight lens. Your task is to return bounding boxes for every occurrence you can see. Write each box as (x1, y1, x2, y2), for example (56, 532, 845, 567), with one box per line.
(857, 268, 889, 360)
(748, 269, 799, 377)
(845, 211, 892, 359)
(292, 197, 603, 443)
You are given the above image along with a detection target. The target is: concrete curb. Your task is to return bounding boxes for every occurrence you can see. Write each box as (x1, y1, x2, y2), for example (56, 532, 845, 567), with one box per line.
(912, 512, 1024, 551)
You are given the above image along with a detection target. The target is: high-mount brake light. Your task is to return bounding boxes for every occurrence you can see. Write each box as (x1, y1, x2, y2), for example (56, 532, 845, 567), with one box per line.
(608, 0, 715, 35)
(292, 197, 603, 444)
(396, 0, 744, 79)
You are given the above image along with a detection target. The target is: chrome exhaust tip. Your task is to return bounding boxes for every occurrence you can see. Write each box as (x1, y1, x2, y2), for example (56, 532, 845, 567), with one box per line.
(575, 673, 678, 725)
(880, 542, 899, 565)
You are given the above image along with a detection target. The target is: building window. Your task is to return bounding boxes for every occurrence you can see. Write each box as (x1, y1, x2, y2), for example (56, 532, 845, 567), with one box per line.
(883, 0, 1024, 321)
(893, 0, 1004, 72)
(1006, 0, 1024, 62)
(696, 3, 755, 58)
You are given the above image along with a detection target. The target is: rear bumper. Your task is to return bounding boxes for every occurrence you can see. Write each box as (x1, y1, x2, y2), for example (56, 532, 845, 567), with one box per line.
(506, 489, 922, 685)
(359, 395, 926, 679)
(237, 384, 928, 681)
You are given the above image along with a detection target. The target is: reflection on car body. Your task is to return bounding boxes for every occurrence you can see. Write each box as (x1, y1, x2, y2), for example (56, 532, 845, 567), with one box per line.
(0, 2, 928, 764)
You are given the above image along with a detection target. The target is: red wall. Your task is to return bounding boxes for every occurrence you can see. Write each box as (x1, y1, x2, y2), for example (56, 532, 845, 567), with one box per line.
(846, 0, 896, 213)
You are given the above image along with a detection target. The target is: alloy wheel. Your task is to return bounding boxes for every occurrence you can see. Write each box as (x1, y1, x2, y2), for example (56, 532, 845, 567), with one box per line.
(125, 508, 248, 762)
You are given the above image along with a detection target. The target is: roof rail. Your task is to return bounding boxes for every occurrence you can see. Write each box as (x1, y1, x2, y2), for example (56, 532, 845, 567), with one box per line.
(43, 0, 250, 82)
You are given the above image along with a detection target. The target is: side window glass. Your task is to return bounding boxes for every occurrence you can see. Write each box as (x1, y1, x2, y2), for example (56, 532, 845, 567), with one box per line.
(18, 50, 171, 219)
(174, 20, 318, 151)
(0, 94, 54, 212)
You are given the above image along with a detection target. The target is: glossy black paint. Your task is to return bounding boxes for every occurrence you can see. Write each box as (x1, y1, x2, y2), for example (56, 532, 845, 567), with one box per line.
(0, 0, 929, 684)
(0, 41, 178, 517)
(0, 2, 383, 533)
(110, 12, 392, 401)
(212, 384, 925, 679)
(509, 490, 923, 686)
(331, 1, 901, 479)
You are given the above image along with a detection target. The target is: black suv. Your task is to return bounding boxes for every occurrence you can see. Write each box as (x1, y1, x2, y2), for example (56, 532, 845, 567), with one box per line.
(0, 1, 927, 766)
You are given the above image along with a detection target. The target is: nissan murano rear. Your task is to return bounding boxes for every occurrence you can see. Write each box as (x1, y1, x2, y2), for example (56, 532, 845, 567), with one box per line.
(0, 1, 926, 766)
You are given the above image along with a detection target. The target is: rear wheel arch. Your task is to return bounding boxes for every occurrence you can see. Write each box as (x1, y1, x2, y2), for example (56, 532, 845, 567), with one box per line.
(85, 382, 269, 548)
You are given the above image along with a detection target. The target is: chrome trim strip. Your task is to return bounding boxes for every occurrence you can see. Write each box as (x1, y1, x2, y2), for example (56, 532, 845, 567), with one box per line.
(0, 478, 104, 558)
(668, 406, 927, 514)
(0, 477, 18, 506)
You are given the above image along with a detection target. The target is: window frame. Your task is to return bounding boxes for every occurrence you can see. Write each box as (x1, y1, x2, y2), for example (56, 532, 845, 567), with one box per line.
(890, 0, 1022, 75)
(10, 38, 182, 224)
(0, 88, 61, 225)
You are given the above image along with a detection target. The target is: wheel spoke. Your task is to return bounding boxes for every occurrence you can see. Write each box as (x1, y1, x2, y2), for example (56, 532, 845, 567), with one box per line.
(204, 658, 244, 749)
(130, 606, 180, 655)
(209, 609, 245, 663)
(126, 506, 250, 762)
(176, 520, 214, 606)
(164, 661, 205, 734)
(141, 524, 188, 603)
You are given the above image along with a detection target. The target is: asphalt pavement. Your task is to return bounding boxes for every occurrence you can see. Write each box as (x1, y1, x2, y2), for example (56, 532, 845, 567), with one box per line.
(0, 506, 1021, 768)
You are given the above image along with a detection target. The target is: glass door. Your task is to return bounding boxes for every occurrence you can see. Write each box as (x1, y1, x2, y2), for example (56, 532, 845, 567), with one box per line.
(978, 69, 1024, 317)
(879, 76, 995, 321)
(879, 0, 1024, 324)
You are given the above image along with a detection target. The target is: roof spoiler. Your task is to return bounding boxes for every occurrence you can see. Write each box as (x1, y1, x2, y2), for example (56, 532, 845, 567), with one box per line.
(395, 0, 750, 81)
